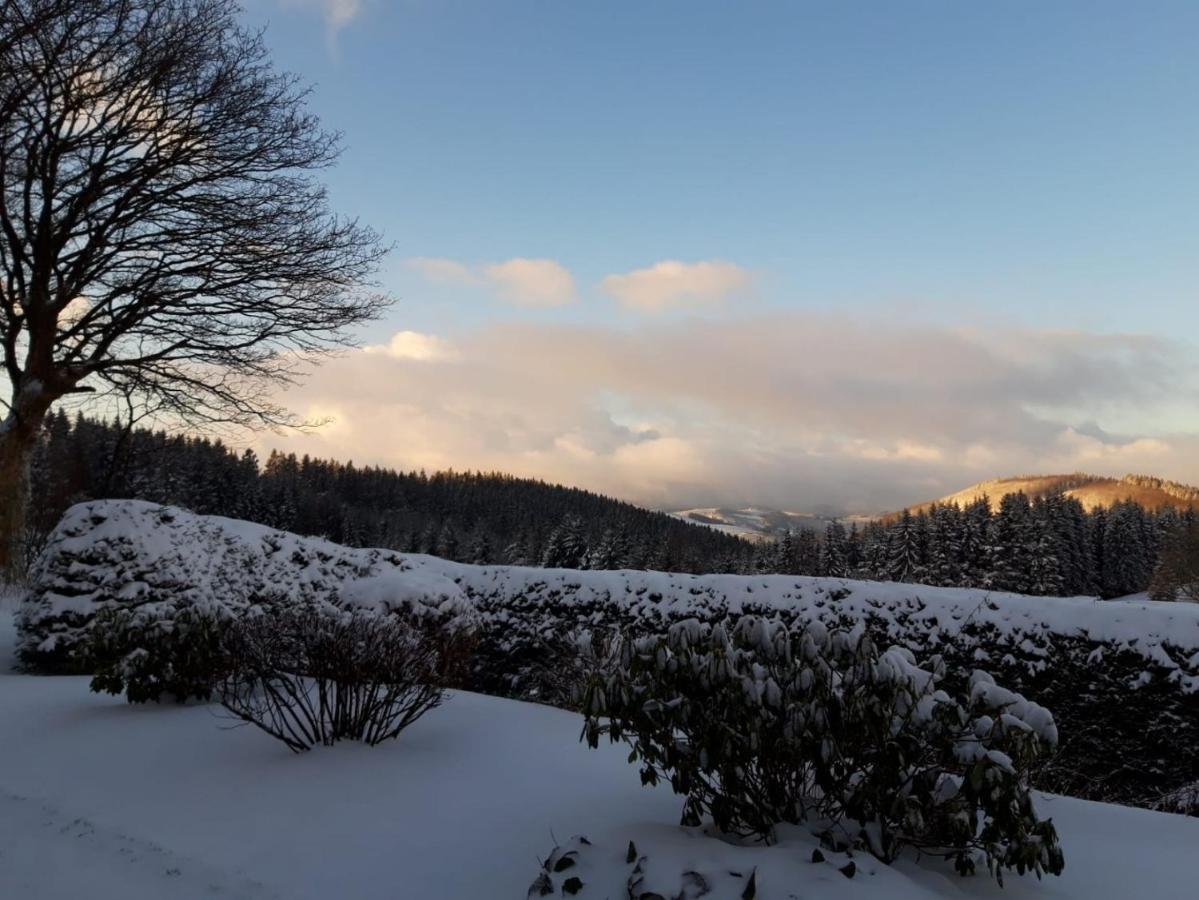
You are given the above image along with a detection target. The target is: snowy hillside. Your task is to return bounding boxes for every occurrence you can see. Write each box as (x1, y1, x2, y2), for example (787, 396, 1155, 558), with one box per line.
(1, 609, 1198, 899)
(17, 499, 1199, 810)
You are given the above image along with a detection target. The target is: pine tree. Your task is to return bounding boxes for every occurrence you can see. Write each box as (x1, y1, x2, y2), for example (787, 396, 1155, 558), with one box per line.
(541, 514, 587, 569)
(436, 521, 460, 561)
(927, 504, 962, 587)
(960, 496, 993, 586)
(1028, 517, 1065, 596)
(417, 521, 439, 555)
(860, 522, 889, 579)
(886, 511, 921, 582)
(1089, 506, 1108, 595)
(468, 530, 492, 565)
(795, 530, 820, 575)
(1103, 501, 1151, 597)
(821, 521, 849, 578)
(649, 536, 675, 572)
(585, 527, 630, 570)
(990, 492, 1035, 593)
(502, 532, 531, 566)
(845, 522, 863, 574)
(774, 530, 798, 574)
(1148, 522, 1199, 602)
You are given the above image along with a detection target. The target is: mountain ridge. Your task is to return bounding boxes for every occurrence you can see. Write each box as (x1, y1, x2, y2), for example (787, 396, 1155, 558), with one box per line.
(671, 472, 1199, 540)
(898, 472, 1199, 518)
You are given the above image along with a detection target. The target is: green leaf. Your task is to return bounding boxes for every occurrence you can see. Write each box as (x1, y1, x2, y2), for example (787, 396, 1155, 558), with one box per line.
(741, 868, 758, 900)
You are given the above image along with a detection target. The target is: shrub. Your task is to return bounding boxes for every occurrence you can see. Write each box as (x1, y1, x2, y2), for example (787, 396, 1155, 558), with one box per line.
(1155, 782, 1199, 817)
(579, 616, 1063, 883)
(218, 605, 464, 752)
(88, 604, 232, 703)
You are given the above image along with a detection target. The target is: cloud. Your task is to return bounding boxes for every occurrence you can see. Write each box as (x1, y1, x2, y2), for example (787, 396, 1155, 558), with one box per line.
(261, 316, 1199, 512)
(280, 0, 366, 44)
(404, 256, 577, 307)
(323, 0, 363, 30)
(483, 258, 577, 307)
(403, 257, 481, 287)
(364, 330, 457, 362)
(601, 260, 753, 313)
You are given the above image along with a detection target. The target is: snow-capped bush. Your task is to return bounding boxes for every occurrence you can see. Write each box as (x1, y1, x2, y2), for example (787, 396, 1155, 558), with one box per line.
(579, 616, 1063, 883)
(1154, 782, 1199, 817)
(18, 502, 473, 702)
(218, 604, 465, 752)
(88, 604, 232, 702)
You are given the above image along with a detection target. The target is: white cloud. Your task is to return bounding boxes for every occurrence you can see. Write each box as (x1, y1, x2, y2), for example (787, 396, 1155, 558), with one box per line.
(261, 315, 1199, 512)
(404, 256, 578, 308)
(403, 257, 481, 287)
(483, 258, 577, 307)
(280, 0, 366, 43)
(601, 260, 753, 313)
(364, 330, 457, 362)
(323, 0, 363, 29)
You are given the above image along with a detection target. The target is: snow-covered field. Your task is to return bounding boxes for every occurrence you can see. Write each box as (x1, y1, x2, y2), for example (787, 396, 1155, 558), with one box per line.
(1, 606, 1197, 899)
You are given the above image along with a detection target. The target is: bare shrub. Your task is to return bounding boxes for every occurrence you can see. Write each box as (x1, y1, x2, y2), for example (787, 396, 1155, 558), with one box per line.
(219, 606, 462, 752)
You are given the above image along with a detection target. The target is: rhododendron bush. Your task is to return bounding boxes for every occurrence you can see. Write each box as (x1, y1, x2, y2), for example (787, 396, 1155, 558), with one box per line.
(579, 616, 1064, 883)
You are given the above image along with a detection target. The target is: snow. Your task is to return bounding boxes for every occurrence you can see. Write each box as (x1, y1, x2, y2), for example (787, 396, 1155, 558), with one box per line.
(0, 609, 1197, 899)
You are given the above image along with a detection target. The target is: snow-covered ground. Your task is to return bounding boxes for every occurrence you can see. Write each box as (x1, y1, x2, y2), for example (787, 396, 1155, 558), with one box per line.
(2, 607, 1197, 899)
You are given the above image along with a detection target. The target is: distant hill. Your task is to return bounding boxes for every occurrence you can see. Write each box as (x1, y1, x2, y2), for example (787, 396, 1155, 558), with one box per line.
(898, 473, 1199, 517)
(669, 507, 876, 540)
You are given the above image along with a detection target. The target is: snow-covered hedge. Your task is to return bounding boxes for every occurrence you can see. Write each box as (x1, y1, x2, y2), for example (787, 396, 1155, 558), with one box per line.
(18, 500, 1199, 807)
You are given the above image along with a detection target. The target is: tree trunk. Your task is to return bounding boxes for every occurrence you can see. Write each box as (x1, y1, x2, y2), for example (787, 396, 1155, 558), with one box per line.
(0, 404, 48, 580)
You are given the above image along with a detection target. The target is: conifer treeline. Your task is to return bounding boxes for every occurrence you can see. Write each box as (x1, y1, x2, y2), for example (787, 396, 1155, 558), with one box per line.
(781, 494, 1195, 599)
(25, 413, 754, 574)
(24, 413, 1195, 598)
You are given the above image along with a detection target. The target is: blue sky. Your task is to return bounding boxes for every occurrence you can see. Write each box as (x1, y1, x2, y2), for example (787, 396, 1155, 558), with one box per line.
(247, 1, 1199, 337)
(243, 1, 1199, 510)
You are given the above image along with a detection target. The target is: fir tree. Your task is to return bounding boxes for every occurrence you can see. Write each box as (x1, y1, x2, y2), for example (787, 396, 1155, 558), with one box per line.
(541, 515, 587, 569)
(585, 527, 630, 570)
(886, 511, 921, 583)
(821, 521, 849, 578)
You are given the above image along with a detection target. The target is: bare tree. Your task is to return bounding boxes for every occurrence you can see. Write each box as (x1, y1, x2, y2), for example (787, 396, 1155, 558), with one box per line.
(0, 0, 389, 574)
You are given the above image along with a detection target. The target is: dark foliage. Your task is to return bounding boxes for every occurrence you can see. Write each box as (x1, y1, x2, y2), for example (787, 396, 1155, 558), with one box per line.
(579, 617, 1063, 882)
(89, 605, 231, 703)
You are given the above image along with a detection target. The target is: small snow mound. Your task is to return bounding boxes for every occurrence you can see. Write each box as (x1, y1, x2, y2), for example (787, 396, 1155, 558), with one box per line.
(339, 571, 474, 628)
